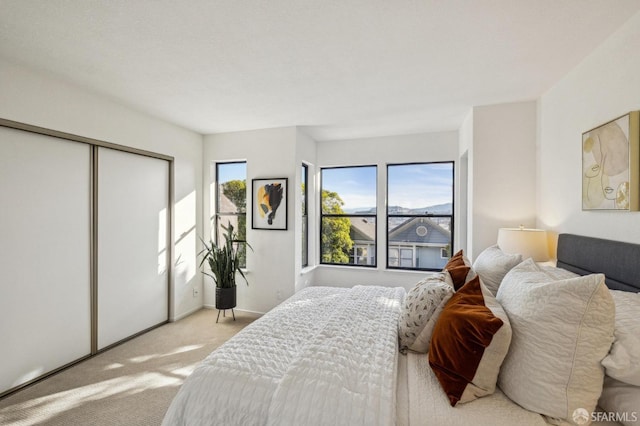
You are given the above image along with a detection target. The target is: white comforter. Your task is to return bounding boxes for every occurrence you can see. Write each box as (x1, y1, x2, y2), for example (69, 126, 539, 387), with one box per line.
(405, 352, 548, 426)
(162, 285, 405, 426)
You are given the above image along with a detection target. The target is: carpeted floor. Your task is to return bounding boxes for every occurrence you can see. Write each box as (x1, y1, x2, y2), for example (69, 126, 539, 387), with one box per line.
(0, 309, 258, 426)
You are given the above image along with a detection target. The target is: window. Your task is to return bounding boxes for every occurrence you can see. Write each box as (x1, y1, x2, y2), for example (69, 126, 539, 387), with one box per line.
(320, 165, 377, 267)
(301, 163, 308, 267)
(387, 162, 454, 271)
(215, 161, 247, 267)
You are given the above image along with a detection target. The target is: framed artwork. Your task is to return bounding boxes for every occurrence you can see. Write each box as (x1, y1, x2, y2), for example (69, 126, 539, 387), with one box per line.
(582, 111, 639, 211)
(252, 178, 288, 230)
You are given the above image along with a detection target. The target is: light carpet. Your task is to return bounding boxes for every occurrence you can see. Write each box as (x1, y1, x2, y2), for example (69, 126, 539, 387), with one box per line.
(0, 309, 258, 426)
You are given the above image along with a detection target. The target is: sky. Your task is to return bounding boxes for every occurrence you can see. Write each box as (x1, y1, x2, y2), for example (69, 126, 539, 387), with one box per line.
(322, 163, 453, 210)
(215, 161, 453, 211)
(322, 166, 377, 210)
(387, 163, 453, 209)
(216, 162, 246, 183)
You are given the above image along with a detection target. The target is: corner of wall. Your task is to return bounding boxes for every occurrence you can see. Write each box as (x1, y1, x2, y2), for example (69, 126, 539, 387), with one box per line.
(468, 101, 538, 259)
(201, 127, 304, 313)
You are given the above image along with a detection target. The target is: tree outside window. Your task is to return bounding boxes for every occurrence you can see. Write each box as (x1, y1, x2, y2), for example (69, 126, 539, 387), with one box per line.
(216, 162, 247, 268)
(320, 166, 376, 267)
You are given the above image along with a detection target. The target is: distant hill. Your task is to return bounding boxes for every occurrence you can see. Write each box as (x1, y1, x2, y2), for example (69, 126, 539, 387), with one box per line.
(409, 203, 453, 215)
(344, 202, 452, 215)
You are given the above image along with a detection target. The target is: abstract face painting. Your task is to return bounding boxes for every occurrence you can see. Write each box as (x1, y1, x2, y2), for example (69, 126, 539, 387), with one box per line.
(258, 183, 283, 225)
(582, 112, 639, 211)
(252, 178, 288, 229)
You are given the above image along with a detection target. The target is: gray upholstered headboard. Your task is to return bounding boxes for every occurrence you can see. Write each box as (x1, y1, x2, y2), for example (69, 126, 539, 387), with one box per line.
(556, 233, 640, 293)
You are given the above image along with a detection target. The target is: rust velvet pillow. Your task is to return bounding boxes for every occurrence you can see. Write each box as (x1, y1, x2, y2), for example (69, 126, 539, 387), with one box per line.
(442, 250, 474, 290)
(428, 276, 512, 406)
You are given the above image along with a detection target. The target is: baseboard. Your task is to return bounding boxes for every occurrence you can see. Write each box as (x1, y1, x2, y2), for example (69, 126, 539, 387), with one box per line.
(203, 304, 264, 316)
(171, 305, 202, 322)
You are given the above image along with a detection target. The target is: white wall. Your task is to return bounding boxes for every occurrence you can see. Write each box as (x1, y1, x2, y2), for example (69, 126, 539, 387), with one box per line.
(314, 131, 459, 290)
(467, 101, 538, 259)
(538, 11, 640, 249)
(203, 127, 299, 314)
(458, 111, 473, 254)
(0, 59, 204, 321)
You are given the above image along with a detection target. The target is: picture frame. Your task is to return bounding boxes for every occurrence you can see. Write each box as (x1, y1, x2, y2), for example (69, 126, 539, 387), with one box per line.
(252, 178, 288, 230)
(582, 111, 639, 211)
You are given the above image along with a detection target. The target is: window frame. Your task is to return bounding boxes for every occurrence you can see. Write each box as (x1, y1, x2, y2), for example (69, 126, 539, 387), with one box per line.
(215, 161, 247, 267)
(386, 161, 455, 272)
(319, 165, 377, 268)
(301, 163, 309, 268)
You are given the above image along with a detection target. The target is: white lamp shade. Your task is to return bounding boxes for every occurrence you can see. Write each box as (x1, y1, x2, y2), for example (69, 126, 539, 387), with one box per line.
(497, 228, 549, 262)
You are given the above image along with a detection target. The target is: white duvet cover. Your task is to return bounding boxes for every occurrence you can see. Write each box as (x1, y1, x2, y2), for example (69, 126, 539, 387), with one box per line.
(406, 352, 548, 426)
(404, 351, 624, 426)
(162, 285, 405, 426)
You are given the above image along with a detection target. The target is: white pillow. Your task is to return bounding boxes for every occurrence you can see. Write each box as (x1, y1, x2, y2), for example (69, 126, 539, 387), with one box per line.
(541, 269, 640, 386)
(398, 273, 455, 354)
(496, 258, 615, 425)
(540, 265, 579, 280)
(598, 376, 640, 426)
(602, 290, 640, 386)
(472, 245, 522, 295)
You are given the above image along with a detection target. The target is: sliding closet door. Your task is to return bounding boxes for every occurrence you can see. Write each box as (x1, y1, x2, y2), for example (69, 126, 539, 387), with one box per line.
(0, 127, 91, 394)
(97, 147, 169, 350)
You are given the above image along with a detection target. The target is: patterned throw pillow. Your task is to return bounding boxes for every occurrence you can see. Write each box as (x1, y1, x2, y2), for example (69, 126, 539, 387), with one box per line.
(429, 276, 512, 406)
(398, 273, 455, 354)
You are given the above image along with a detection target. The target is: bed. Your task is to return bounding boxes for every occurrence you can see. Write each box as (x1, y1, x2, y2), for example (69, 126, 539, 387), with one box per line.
(162, 234, 640, 426)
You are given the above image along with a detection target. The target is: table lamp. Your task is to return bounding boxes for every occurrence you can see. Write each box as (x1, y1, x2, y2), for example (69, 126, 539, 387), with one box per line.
(497, 226, 549, 262)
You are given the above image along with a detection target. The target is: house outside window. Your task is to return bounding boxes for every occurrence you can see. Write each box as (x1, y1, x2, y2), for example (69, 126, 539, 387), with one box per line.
(387, 162, 454, 271)
(320, 165, 377, 267)
(215, 161, 247, 268)
(440, 247, 449, 258)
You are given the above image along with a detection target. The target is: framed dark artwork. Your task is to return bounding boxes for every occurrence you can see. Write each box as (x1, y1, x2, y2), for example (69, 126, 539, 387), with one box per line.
(252, 178, 288, 230)
(582, 111, 639, 211)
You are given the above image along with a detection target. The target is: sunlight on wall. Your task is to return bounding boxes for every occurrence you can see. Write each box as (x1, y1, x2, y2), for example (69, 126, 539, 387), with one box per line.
(158, 208, 167, 275)
(174, 191, 197, 284)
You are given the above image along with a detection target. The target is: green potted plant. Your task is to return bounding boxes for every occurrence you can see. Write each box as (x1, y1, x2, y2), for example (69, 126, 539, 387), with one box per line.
(199, 222, 252, 321)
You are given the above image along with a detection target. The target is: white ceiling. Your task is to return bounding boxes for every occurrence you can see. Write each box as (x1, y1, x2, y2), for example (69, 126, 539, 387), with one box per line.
(1, 1, 639, 141)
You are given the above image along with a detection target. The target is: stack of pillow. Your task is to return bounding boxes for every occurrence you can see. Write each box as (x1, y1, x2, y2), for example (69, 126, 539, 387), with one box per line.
(598, 290, 640, 426)
(398, 247, 517, 406)
(397, 244, 635, 426)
